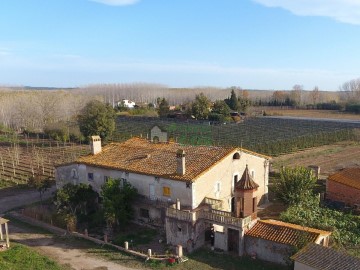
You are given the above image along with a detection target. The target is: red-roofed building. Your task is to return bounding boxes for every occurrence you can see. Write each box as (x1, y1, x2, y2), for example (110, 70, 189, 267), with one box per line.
(245, 220, 331, 265)
(326, 168, 360, 208)
(56, 128, 271, 255)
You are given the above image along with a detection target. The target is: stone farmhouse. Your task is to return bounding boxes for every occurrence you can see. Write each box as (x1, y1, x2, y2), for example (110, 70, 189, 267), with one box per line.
(56, 127, 270, 255)
(55, 127, 331, 262)
(326, 167, 360, 208)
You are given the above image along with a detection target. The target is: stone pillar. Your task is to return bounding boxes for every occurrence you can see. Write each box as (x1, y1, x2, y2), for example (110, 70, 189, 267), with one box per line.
(176, 245, 183, 257)
(124, 241, 129, 250)
(0, 224, 3, 240)
(147, 249, 152, 257)
(5, 223, 9, 248)
(176, 199, 181, 210)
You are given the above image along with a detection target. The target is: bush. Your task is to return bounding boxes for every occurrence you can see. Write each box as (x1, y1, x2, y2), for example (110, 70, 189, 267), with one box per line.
(280, 196, 360, 247)
(345, 103, 360, 114)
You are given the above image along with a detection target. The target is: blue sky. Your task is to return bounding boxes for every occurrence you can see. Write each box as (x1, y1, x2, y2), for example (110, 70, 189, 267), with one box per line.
(1, 0, 360, 90)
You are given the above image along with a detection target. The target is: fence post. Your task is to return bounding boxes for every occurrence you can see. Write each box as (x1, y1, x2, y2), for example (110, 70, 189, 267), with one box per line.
(147, 249, 152, 258)
(176, 245, 183, 257)
(124, 241, 129, 250)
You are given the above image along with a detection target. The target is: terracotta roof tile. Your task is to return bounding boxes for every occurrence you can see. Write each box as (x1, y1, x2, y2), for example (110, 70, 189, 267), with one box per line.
(245, 220, 331, 246)
(328, 168, 360, 190)
(291, 243, 360, 270)
(76, 137, 236, 182)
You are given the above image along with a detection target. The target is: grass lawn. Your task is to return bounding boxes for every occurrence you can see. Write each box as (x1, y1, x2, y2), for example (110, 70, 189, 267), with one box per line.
(113, 227, 158, 247)
(0, 243, 70, 270)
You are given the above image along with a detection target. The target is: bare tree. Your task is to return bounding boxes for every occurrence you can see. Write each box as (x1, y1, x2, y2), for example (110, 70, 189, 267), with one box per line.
(340, 78, 360, 102)
(310, 86, 320, 105)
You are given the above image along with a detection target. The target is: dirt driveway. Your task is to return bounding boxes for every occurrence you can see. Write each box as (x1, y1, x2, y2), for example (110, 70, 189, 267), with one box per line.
(9, 222, 137, 270)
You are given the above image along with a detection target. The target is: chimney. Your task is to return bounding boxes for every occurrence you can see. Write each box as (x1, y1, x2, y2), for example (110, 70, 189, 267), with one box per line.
(176, 149, 186, 175)
(90, 135, 102, 155)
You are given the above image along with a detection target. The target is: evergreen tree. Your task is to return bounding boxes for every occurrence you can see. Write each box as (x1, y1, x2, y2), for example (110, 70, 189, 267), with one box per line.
(78, 100, 116, 142)
(157, 98, 170, 118)
(225, 89, 239, 111)
(191, 93, 211, 120)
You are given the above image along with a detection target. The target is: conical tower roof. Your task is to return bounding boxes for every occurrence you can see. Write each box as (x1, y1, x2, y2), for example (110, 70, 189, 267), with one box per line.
(236, 165, 259, 190)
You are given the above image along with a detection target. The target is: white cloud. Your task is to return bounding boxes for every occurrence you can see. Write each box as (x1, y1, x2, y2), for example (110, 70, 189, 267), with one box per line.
(90, 0, 139, 6)
(253, 0, 360, 25)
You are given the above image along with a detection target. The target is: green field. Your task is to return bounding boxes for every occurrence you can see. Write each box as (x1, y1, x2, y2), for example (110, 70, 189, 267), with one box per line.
(0, 243, 70, 270)
(113, 116, 359, 156)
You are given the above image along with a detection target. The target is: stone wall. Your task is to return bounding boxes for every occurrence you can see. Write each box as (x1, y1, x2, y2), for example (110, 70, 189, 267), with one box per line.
(244, 236, 293, 265)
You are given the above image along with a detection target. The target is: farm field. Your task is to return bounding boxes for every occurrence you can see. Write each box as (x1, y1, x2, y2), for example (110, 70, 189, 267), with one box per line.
(114, 116, 360, 156)
(259, 108, 360, 120)
(272, 141, 360, 177)
(0, 135, 89, 187)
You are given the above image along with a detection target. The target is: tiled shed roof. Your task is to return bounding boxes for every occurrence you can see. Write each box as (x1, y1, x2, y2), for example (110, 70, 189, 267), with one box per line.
(245, 219, 331, 246)
(328, 168, 360, 190)
(291, 243, 360, 270)
(75, 138, 237, 182)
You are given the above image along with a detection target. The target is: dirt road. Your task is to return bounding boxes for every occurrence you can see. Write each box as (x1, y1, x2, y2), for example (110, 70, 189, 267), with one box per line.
(9, 222, 137, 270)
(0, 185, 56, 214)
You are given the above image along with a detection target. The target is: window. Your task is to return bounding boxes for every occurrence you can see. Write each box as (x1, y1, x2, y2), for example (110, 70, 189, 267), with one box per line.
(240, 198, 244, 211)
(252, 197, 257, 213)
(233, 153, 240, 160)
(140, 208, 150, 219)
(233, 175, 238, 188)
(104, 176, 110, 183)
(88, 173, 94, 181)
(121, 178, 127, 185)
(163, 186, 171, 197)
(71, 169, 78, 179)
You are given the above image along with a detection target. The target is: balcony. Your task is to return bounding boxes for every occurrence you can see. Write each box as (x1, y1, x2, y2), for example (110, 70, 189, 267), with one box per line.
(135, 194, 175, 208)
(165, 207, 252, 228)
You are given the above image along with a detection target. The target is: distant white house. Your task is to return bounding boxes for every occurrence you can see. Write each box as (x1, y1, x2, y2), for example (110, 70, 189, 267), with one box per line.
(118, 99, 136, 108)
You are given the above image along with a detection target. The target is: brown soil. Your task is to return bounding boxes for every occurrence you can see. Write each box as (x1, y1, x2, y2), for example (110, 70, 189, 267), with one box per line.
(272, 141, 360, 177)
(259, 108, 360, 120)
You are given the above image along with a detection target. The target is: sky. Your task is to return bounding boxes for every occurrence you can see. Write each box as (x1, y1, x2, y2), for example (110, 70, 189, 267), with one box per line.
(1, 0, 360, 90)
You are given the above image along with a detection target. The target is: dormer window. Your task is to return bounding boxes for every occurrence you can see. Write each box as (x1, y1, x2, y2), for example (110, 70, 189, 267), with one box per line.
(233, 153, 240, 160)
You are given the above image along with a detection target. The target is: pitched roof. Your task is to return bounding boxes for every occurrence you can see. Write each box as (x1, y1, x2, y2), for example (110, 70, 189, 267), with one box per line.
(328, 168, 360, 190)
(75, 137, 237, 182)
(291, 243, 360, 270)
(236, 165, 259, 190)
(245, 219, 331, 246)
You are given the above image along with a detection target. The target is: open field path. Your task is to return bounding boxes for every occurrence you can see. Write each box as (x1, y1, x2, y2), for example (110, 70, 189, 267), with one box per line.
(9, 221, 137, 270)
